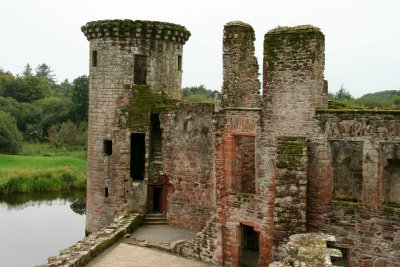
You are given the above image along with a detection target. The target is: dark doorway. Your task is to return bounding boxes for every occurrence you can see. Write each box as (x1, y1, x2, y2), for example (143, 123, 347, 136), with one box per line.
(241, 224, 259, 267)
(131, 133, 145, 180)
(153, 187, 163, 213)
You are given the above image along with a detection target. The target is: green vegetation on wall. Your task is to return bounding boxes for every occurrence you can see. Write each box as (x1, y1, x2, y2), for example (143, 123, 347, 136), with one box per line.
(123, 85, 177, 131)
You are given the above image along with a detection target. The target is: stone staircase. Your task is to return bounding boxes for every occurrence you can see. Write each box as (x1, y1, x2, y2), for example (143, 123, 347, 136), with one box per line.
(143, 213, 167, 225)
(151, 130, 162, 163)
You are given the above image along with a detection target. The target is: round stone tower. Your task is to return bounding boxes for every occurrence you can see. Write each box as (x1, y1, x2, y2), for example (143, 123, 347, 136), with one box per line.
(81, 20, 190, 234)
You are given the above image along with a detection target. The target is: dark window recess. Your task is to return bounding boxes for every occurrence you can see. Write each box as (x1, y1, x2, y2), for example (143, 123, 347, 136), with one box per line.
(178, 55, 182, 71)
(105, 187, 109, 198)
(92, 51, 97, 67)
(131, 133, 145, 180)
(134, 55, 147, 85)
(104, 140, 112, 156)
(233, 136, 256, 193)
(383, 158, 400, 205)
(331, 141, 363, 202)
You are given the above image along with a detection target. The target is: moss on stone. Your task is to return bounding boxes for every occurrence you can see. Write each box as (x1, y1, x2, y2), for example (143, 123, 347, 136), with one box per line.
(277, 138, 307, 170)
(264, 25, 324, 72)
(123, 85, 177, 131)
(317, 109, 400, 115)
(332, 200, 361, 213)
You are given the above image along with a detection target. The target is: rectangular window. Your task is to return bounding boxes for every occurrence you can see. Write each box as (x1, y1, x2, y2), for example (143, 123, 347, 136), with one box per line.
(92, 51, 97, 67)
(134, 55, 147, 85)
(233, 136, 256, 193)
(105, 187, 109, 198)
(104, 140, 112, 156)
(131, 133, 146, 180)
(331, 141, 363, 202)
(178, 55, 182, 71)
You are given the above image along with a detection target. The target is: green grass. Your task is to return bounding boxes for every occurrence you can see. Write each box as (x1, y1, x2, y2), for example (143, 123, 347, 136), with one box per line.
(0, 142, 87, 194)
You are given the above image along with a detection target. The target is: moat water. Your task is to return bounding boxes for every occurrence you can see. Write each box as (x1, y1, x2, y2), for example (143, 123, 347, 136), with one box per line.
(0, 190, 86, 267)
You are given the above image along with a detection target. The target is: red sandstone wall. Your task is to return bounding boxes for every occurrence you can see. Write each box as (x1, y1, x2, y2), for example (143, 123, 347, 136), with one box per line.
(308, 111, 400, 266)
(161, 104, 215, 231)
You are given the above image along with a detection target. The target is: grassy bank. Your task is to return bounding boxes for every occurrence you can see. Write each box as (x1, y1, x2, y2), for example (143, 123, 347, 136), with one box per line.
(0, 142, 87, 194)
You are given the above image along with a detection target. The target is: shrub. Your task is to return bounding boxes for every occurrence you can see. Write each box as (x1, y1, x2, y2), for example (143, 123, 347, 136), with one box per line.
(0, 110, 23, 154)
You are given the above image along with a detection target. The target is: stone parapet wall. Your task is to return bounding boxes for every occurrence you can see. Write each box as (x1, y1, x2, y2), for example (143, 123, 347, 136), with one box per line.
(39, 213, 142, 267)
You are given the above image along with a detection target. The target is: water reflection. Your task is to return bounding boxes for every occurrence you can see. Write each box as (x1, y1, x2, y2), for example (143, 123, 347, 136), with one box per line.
(0, 190, 86, 214)
(0, 190, 86, 266)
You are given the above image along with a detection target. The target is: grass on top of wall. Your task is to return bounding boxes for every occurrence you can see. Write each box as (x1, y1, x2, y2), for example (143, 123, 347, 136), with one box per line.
(0, 142, 87, 194)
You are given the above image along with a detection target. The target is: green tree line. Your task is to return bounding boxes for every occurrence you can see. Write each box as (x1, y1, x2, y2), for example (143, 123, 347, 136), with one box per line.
(329, 85, 400, 109)
(0, 64, 88, 153)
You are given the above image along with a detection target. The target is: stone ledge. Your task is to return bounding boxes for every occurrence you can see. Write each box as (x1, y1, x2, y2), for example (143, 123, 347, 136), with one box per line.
(37, 213, 143, 267)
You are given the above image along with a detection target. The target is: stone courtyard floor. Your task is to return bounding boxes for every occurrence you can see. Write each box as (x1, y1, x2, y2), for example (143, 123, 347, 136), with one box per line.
(86, 242, 214, 267)
(86, 224, 216, 267)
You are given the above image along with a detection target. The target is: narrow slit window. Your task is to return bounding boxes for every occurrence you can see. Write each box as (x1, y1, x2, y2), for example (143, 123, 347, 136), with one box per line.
(134, 55, 147, 85)
(105, 187, 109, 198)
(104, 140, 112, 156)
(131, 133, 146, 180)
(92, 51, 97, 67)
(178, 55, 182, 71)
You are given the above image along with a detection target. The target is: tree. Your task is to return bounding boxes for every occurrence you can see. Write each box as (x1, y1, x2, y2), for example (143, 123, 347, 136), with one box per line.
(70, 75, 89, 123)
(335, 84, 353, 100)
(0, 70, 14, 97)
(0, 110, 23, 154)
(181, 85, 217, 103)
(22, 63, 33, 77)
(56, 79, 74, 97)
(35, 63, 56, 83)
(34, 96, 71, 138)
(0, 96, 42, 134)
(3, 76, 51, 102)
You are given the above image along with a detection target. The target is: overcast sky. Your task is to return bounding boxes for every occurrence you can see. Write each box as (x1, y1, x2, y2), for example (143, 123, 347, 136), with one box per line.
(0, 0, 399, 97)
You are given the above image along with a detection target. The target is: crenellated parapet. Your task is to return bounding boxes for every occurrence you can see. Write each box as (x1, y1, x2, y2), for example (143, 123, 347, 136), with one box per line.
(81, 19, 190, 44)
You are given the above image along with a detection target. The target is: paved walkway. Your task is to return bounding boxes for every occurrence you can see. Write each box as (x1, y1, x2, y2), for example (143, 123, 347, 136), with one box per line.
(87, 225, 216, 267)
(86, 242, 214, 267)
(129, 224, 198, 242)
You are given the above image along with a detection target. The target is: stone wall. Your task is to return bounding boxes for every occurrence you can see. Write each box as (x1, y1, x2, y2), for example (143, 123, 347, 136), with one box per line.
(308, 111, 400, 266)
(220, 21, 261, 109)
(274, 137, 308, 255)
(261, 25, 326, 261)
(40, 213, 142, 267)
(82, 19, 190, 233)
(161, 103, 215, 231)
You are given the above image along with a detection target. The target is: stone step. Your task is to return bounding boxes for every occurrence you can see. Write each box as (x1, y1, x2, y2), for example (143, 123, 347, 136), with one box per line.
(144, 214, 167, 225)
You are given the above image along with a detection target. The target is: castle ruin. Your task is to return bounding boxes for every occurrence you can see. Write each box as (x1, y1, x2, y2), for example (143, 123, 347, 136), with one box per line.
(81, 19, 400, 266)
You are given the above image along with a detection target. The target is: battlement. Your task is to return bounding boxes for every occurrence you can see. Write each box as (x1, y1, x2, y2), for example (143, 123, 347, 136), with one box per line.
(81, 19, 191, 44)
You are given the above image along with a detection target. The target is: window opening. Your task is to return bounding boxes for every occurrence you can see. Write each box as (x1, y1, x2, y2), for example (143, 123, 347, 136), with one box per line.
(134, 55, 147, 85)
(131, 133, 145, 180)
(104, 140, 112, 156)
(178, 55, 182, 71)
(92, 51, 97, 67)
